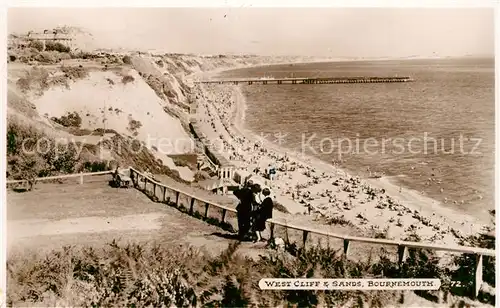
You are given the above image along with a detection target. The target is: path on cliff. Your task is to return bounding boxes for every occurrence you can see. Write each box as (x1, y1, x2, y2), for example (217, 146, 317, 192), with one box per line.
(7, 176, 268, 259)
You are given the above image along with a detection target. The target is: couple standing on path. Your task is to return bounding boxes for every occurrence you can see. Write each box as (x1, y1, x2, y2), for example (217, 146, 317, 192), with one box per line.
(234, 180, 274, 242)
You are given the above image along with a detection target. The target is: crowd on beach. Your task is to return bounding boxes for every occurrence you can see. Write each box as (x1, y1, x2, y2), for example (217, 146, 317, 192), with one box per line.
(192, 83, 489, 245)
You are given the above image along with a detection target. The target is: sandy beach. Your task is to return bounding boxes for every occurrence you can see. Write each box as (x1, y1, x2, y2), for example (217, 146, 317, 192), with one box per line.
(191, 68, 492, 246)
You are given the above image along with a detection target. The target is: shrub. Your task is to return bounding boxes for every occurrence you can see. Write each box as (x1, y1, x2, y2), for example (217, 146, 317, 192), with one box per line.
(71, 51, 97, 60)
(61, 65, 89, 80)
(16, 78, 31, 93)
(7, 120, 82, 189)
(122, 75, 135, 84)
(328, 215, 353, 226)
(127, 118, 142, 136)
(45, 41, 71, 53)
(29, 40, 44, 51)
(58, 52, 72, 61)
(16, 67, 50, 94)
(51, 112, 82, 128)
(450, 233, 495, 297)
(35, 51, 58, 64)
(172, 158, 189, 167)
(9, 54, 16, 62)
(7, 153, 46, 191)
(66, 127, 93, 136)
(144, 75, 165, 99)
(193, 170, 211, 182)
(7, 227, 495, 307)
(93, 128, 118, 135)
(83, 161, 109, 172)
(122, 55, 132, 65)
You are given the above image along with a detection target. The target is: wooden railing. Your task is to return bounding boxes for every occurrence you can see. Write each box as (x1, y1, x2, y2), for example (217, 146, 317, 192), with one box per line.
(129, 167, 495, 297)
(6, 170, 113, 185)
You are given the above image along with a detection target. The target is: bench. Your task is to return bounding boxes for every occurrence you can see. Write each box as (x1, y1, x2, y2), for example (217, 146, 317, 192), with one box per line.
(113, 169, 132, 188)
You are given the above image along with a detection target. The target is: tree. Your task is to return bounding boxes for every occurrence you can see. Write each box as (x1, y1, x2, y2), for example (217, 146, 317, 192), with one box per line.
(8, 153, 46, 191)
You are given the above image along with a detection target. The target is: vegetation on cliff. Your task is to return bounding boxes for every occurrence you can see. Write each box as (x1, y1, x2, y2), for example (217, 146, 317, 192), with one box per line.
(7, 238, 495, 307)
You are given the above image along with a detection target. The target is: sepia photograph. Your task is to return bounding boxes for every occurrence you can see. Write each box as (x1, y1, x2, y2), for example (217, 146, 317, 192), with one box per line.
(2, 3, 497, 307)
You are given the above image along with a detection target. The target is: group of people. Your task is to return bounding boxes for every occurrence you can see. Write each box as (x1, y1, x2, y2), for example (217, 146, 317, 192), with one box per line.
(234, 179, 274, 242)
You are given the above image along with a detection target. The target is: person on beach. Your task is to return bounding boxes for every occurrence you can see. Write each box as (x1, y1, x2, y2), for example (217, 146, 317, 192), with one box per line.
(268, 163, 276, 181)
(234, 180, 254, 240)
(254, 188, 274, 242)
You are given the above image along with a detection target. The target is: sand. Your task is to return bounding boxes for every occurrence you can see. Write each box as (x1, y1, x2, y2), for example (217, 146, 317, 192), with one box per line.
(191, 79, 491, 246)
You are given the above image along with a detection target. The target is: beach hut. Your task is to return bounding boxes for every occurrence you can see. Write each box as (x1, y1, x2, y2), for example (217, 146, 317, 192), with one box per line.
(233, 169, 252, 185)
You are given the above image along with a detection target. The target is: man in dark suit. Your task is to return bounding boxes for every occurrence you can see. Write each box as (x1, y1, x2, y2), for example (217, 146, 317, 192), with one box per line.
(234, 180, 254, 240)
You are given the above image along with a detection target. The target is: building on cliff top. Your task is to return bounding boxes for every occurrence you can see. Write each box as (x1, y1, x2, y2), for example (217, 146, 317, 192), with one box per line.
(8, 30, 74, 50)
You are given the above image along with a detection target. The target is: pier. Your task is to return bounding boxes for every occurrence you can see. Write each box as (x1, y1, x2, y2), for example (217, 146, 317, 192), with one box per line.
(195, 76, 413, 85)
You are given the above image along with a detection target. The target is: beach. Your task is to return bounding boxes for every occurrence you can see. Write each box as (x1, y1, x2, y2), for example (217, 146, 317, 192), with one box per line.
(191, 65, 493, 247)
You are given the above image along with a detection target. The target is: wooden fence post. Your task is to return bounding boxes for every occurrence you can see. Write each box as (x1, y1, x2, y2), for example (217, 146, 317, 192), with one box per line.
(189, 197, 195, 215)
(175, 191, 180, 206)
(343, 239, 350, 257)
(474, 254, 483, 298)
(163, 187, 167, 202)
(153, 183, 156, 199)
(204, 203, 209, 218)
(398, 245, 408, 266)
(302, 230, 309, 250)
(79, 171, 83, 185)
(221, 209, 227, 223)
(270, 223, 275, 239)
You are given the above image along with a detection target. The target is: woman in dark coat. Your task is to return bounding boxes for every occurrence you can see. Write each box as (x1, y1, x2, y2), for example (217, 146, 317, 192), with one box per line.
(254, 188, 273, 242)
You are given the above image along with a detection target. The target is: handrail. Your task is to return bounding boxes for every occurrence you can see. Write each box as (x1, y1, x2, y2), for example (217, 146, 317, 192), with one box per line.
(201, 153, 219, 172)
(6, 170, 113, 184)
(129, 167, 495, 257)
(130, 167, 235, 212)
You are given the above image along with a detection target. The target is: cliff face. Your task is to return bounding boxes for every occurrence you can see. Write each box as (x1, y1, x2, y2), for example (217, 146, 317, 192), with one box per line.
(6, 50, 290, 181)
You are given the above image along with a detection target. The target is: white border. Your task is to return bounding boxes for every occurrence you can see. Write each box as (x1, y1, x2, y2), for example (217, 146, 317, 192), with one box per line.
(0, 2, 498, 308)
(1, 2, 6, 308)
(5, 0, 499, 8)
(494, 5, 499, 308)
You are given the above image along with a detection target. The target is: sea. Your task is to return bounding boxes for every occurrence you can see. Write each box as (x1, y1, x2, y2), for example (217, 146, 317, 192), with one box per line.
(219, 58, 495, 221)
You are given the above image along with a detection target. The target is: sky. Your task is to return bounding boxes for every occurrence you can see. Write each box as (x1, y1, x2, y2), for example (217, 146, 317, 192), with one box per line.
(7, 7, 495, 57)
